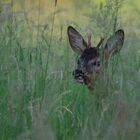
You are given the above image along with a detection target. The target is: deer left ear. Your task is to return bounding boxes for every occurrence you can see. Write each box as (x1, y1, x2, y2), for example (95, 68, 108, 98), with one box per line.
(105, 29, 124, 54)
(67, 26, 88, 54)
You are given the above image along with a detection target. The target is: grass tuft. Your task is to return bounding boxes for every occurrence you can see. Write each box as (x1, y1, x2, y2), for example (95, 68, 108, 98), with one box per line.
(0, 0, 140, 140)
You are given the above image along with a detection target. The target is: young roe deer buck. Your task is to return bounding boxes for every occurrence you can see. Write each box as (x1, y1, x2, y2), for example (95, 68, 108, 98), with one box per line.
(67, 26, 124, 90)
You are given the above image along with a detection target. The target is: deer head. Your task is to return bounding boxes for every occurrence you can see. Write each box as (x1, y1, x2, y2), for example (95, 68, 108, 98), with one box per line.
(67, 26, 124, 90)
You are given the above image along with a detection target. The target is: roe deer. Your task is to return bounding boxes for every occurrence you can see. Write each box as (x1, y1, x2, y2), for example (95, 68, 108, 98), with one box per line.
(67, 26, 124, 90)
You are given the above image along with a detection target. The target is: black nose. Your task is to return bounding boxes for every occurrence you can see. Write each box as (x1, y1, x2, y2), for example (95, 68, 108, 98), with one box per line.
(73, 69, 84, 79)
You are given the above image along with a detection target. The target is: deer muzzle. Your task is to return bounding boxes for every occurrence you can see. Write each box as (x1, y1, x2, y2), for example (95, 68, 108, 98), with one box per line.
(73, 69, 89, 84)
(73, 69, 84, 83)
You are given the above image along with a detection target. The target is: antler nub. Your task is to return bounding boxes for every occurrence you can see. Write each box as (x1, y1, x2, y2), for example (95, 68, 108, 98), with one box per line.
(87, 34, 92, 48)
(97, 38, 104, 48)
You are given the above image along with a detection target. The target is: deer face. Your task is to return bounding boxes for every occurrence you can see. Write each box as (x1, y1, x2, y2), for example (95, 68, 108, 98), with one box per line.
(67, 26, 124, 89)
(73, 47, 100, 86)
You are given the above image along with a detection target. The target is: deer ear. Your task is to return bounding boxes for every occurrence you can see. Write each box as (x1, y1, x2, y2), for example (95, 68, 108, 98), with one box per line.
(67, 26, 88, 54)
(105, 29, 124, 54)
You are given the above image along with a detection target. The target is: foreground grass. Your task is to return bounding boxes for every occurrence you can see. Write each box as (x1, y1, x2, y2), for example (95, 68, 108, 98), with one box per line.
(0, 1, 140, 140)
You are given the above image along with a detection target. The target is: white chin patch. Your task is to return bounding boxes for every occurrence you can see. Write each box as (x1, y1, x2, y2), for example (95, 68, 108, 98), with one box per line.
(77, 76, 84, 83)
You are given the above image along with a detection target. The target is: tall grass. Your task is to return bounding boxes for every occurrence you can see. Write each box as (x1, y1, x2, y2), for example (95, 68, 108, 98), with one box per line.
(0, 0, 140, 140)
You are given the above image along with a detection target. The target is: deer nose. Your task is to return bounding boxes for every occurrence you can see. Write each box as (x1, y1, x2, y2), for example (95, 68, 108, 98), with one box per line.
(73, 69, 84, 79)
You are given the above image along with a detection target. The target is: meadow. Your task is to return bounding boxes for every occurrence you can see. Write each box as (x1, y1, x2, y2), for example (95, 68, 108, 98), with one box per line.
(0, 0, 140, 140)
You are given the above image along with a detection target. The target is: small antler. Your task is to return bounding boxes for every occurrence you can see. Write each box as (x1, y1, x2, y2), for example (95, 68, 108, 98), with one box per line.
(87, 33, 92, 48)
(97, 38, 104, 48)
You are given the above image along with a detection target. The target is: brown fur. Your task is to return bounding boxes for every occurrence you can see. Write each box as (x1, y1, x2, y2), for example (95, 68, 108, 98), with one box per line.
(67, 26, 124, 90)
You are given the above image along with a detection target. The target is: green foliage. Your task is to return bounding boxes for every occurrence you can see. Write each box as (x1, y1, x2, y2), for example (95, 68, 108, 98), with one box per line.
(0, 0, 140, 140)
(87, 0, 124, 39)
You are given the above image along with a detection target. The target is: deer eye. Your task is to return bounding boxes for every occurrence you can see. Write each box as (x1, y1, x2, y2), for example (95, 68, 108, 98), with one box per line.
(92, 61, 100, 66)
(77, 59, 80, 64)
(97, 61, 100, 66)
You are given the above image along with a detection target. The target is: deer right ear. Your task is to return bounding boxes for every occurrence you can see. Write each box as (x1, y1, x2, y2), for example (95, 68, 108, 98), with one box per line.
(67, 26, 87, 54)
(105, 29, 124, 54)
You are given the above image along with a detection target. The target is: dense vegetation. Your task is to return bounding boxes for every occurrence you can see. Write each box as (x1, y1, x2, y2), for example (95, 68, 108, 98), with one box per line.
(0, 0, 140, 140)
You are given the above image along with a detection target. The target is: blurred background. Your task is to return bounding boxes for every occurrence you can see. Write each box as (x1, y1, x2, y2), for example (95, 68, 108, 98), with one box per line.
(0, 0, 140, 140)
